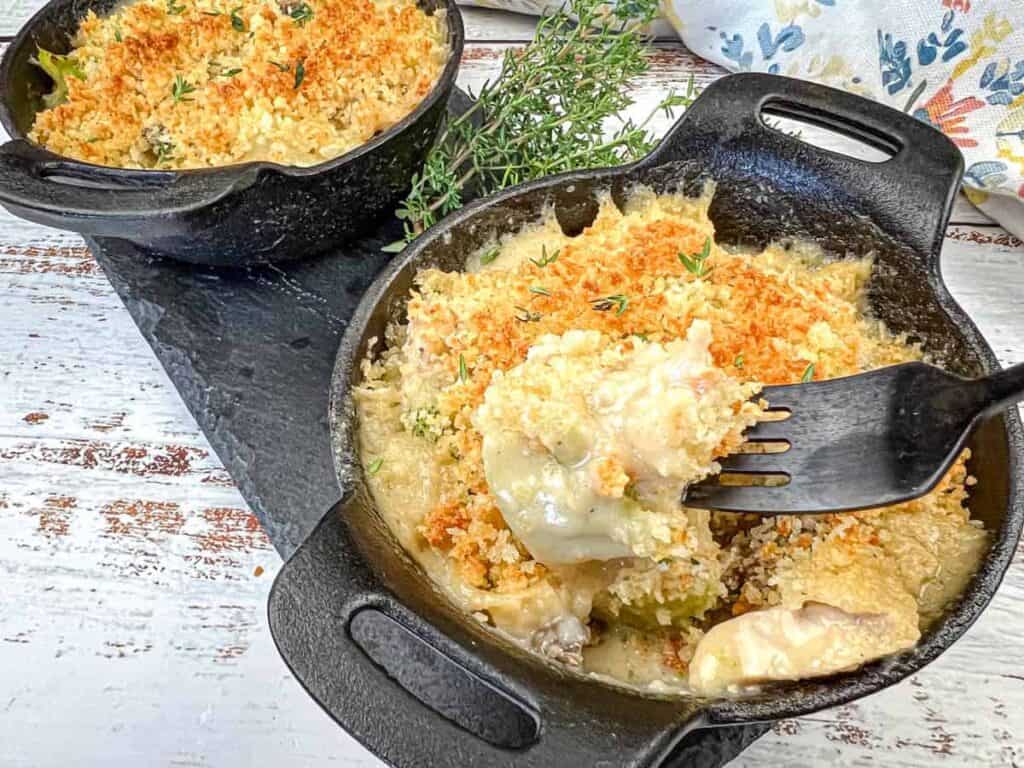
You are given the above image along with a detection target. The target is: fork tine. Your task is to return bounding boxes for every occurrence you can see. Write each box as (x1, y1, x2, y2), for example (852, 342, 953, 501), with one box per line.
(741, 421, 791, 441)
(716, 452, 786, 472)
(684, 481, 808, 515)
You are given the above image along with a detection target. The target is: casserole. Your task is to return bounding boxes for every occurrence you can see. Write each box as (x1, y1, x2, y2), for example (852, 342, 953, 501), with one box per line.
(0, 0, 463, 266)
(269, 74, 1024, 766)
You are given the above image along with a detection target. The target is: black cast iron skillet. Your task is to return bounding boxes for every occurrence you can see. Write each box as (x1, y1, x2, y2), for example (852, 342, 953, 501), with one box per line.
(0, 0, 463, 266)
(269, 74, 1024, 767)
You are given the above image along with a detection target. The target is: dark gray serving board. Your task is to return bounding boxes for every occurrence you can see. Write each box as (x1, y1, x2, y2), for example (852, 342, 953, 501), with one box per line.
(87, 225, 395, 557)
(85, 89, 768, 765)
(88, 92, 472, 559)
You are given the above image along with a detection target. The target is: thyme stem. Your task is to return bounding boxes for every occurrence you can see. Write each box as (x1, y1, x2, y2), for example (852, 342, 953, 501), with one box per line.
(391, 0, 698, 245)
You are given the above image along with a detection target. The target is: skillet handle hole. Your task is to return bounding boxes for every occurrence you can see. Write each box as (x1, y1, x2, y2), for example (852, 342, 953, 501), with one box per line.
(348, 608, 540, 749)
(760, 100, 898, 164)
(555, 190, 600, 237)
(37, 164, 176, 191)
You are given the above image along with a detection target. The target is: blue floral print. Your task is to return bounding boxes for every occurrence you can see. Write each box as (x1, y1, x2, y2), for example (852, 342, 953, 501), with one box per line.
(878, 30, 913, 94)
(721, 23, 805, 72)
(757, 23, 805, 60)
(980, 60, 1024, 106)
(917, 11, 967, 66)
(965, 160, 1010, 190)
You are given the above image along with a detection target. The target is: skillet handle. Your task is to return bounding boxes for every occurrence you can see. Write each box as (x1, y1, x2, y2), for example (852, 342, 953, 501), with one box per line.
(650, 73, 964, 259)
(0, 139, 257, 237)
(268, 497, 705, 768)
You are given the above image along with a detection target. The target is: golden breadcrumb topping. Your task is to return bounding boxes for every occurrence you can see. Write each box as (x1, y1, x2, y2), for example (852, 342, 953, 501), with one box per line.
(28, 0, 448, 168)
(355, 189, 986, 691)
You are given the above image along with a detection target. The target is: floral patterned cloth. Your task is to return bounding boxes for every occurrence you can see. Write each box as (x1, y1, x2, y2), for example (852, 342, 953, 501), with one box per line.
(468, 0, 1024, 237)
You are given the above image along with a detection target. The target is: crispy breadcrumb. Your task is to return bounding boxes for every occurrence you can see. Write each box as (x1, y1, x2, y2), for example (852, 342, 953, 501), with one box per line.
(29, 0, 447, 168)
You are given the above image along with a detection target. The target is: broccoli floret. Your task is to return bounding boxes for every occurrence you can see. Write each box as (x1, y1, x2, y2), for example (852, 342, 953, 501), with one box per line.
(32, 48, 85, 108)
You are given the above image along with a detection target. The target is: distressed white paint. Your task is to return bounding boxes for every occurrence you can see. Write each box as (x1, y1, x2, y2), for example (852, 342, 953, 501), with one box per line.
(0, 13, 1021, 768)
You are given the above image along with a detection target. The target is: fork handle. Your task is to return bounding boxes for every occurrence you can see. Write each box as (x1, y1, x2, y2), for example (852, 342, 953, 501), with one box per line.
(978, 362, 1024, 419)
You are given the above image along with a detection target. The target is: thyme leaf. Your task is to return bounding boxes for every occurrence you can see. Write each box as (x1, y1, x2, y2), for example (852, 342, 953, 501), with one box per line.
(289, 2, 314, 25)
(167, 0, 186, 14)
(514, 306, 542, 323)
(734, 352, 744, 369)
(478, 246, 499, 265)
(293, 58, 305, 89)
(367, 457, 384, 475)
(458, 354, 469, 383)
(391, 0, 697, 244)
(154, 140, 175, 164)
(590, 294, 629, 316)
(230, 7, 244, 31)
(679, 236, 712, 277)
(530, 245, 560, 268)
(171, 74, 196, 103)
(801, 362, 815, 383)
(529, 286, 551, 296)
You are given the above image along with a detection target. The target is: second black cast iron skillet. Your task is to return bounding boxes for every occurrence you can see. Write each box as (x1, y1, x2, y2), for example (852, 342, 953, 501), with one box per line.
(0, 0, 463, 266)
(269, 74, 1024, 767)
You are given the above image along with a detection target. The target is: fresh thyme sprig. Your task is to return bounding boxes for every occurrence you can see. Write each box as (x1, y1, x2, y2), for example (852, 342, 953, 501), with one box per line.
(389, 0, 696, 246)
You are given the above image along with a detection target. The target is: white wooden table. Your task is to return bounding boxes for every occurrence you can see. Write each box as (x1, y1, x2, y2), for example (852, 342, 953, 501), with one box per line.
(1, 6, 1022, 766)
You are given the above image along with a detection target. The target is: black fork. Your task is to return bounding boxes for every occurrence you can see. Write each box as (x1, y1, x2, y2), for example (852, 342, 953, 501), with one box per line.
(685, 361, 1024, 514)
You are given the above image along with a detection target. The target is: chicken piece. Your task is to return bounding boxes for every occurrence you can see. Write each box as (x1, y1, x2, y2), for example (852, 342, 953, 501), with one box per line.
(688, 602, 919, 693)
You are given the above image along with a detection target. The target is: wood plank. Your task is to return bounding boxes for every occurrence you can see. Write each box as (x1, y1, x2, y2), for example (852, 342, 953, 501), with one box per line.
(0, 31, 1021, 768)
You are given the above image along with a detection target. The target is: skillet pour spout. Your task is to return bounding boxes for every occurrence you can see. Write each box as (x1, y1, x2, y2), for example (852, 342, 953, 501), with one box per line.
(269, 73, 1024, 767)
(0, 0, 464, 266)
